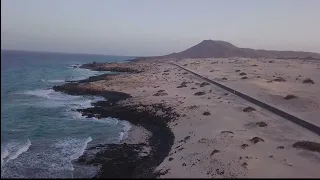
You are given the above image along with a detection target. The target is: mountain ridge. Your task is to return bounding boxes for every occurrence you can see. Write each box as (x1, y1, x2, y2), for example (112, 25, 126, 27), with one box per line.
(134, 40, 320, 60)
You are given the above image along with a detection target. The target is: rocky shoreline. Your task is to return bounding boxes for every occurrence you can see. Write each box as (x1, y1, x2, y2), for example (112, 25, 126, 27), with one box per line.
(53, 62, 179, 178)
(80, 61, 144, 73)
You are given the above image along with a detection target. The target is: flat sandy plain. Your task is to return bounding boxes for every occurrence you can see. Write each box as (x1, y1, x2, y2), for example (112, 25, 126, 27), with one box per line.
(72, 58, 320, 178)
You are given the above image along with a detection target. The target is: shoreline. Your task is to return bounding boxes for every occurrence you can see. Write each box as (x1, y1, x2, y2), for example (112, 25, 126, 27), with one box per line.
(122, 125, 150, 145)
(53, 62, 179, 178)
(54, 59, 320, 178)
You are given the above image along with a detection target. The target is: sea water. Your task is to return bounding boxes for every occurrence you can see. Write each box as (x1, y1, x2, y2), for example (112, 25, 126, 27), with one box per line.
(1, 50, 133, 178)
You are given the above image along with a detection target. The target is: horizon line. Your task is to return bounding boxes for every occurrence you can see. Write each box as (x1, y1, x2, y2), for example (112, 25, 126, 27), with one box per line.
(2, 39, 320, 57)
(1, 49, 139, 58)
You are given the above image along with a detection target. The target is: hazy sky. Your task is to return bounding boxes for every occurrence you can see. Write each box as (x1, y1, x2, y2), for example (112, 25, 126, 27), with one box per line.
(1, 0, 320, 56)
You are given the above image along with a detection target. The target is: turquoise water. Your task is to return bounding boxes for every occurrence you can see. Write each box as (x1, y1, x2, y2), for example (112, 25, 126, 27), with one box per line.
(1, 50, 133, 178)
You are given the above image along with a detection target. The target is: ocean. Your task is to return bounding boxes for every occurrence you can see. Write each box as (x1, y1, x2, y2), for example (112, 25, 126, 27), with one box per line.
(1, 50, 133, 178)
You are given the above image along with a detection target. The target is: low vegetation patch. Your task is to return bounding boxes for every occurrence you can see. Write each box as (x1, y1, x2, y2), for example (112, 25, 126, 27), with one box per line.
(243, 106, 256, 112)
(186, 105, 198, 109)
(239, 72, 247, 76)
(210, 149, 220, 156)
(241, 76, 248, 79)
(250, 137, 265, 144)
(221, 131, 234, 134)
(194, 91, 206, 96)
(241, 144, 249, 149)
(284, 94, 298, 100)
(177, 82, 188, 88)
(199, 82, 210, 87)
(184, 136, 191, 141)
(203, 111, 211, 116)
(256, 121, 268, 127)
(242, 162, 248, 168)
(177, 85, 186, 88)
(153, 90, 168, 96)
(303, 78, 315, 84)
(292, 141, 320, 152)
(273, 77, 286, 82)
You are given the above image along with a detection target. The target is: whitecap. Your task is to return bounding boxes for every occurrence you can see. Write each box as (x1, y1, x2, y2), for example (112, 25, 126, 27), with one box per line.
(70, 137, 92, 161)
(1, 139, 32, 166)
(68, 67, 111, 82)
(47, 79, 65, 83)
(118, 132, 125, 142)
(24, 89, 55, 99)
(118, 121, 132, 141)
(1, 149, 9, 165)
(7, 140, 32, 161)
(68, 110, 120, 125)
(22, 89, 103, 109)
(54, 137, 92, 171)
(68, 64, 82, 69)
(1, 137, 94, 178)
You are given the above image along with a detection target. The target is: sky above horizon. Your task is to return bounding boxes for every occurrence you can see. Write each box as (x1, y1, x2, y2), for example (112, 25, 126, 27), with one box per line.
(1, 0, 320, 56)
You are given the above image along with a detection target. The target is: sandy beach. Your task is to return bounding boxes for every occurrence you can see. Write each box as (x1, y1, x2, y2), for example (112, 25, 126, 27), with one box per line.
(54, 58, 320, 178)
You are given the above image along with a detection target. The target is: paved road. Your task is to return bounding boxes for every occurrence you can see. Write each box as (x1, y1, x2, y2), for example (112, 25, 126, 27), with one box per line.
(170, 62, 320, 136)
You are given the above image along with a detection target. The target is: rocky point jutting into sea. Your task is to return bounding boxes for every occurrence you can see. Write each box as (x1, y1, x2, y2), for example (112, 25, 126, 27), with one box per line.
(53, 61, 179, 178)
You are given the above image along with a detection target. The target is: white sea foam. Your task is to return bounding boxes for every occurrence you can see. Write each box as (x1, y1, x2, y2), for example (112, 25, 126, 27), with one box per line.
(118, 121, 132, 141)
(39, 79, 65, 83)
(47, 79, 65, 83)
(69, 64, 82, 69)
(1, 149, 9, 165)
(2, 61, 126, 178)
(1, 137, 94, 178)
(70, 137, 92, 161)
(22, 88, 123, 131)
(9, 129, 23, 132)
(1, 139, 32, 166)
(67, 65, 113, 82)
(24, 89, 55, 99)
(69, 110, 120, 125)
(54, 137, 92, 171)
(67, 68, 103, 81)
(22, 89, 104, 110)
(7, 140, 31, 161)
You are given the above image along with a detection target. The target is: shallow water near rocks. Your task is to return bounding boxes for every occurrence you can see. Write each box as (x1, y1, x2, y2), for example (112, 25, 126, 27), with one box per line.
(1, 50, 133, 178)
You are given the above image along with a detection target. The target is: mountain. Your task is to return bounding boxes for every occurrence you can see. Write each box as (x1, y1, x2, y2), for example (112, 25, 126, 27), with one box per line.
(134, 40, 320, 60)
